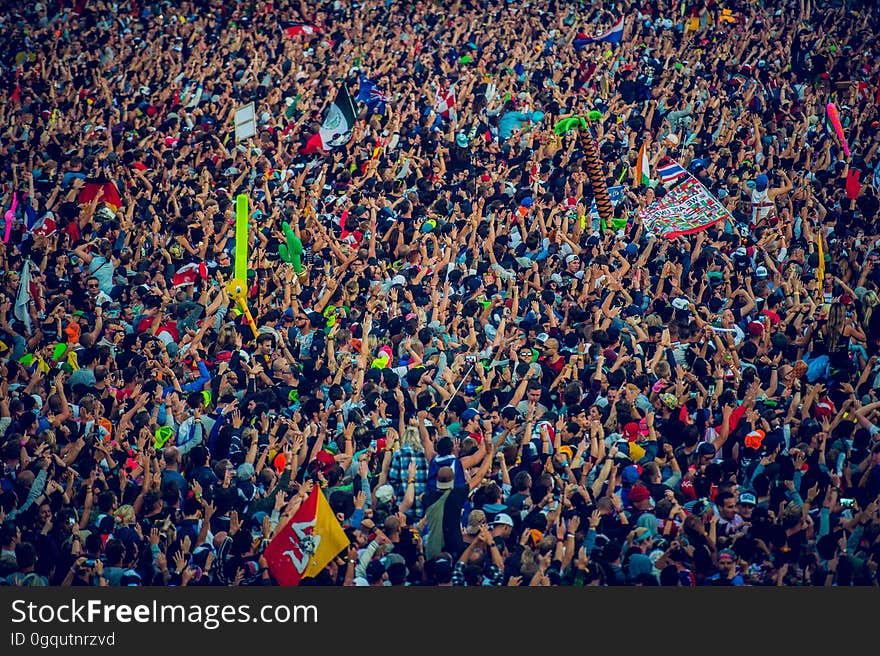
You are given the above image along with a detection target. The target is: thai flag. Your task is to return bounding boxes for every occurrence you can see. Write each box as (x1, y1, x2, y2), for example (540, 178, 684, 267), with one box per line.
(657, 157, 687, 185)
(573, 16, 624, 50)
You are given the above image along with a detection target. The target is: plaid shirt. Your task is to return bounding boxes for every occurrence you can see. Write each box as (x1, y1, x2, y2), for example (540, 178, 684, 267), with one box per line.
(452, 561, 504, 586)
(388, 446, 429, 519)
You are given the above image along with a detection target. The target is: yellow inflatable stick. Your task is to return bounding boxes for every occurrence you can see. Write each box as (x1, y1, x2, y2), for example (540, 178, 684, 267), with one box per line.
(226, 279, 259, 339)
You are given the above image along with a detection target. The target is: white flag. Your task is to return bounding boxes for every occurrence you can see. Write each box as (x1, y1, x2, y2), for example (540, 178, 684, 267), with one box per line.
(14, 259, 32, 336)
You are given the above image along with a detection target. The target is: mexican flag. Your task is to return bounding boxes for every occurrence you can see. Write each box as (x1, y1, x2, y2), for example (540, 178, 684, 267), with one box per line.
(319, 84, 357, 149)
(301, 83, 358, 155)
(634, 141, 650, 187)
(263, 486, 349, 586)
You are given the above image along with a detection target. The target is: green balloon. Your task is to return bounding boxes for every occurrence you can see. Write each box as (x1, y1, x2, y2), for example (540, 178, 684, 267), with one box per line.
(278, 221, 305, 274)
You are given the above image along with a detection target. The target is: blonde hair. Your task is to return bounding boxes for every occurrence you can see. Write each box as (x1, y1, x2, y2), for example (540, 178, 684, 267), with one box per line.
(400, 426, 422, 450)
(627, 527, 651, 546)
(37, 429, 56, 448)
(863, 290, 879, 329)
(115, 505, 136, 525)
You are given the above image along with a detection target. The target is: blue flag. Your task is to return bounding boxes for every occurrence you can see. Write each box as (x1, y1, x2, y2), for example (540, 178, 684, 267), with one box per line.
(356, 75, 387, 117)
(590, 185, 624, 219)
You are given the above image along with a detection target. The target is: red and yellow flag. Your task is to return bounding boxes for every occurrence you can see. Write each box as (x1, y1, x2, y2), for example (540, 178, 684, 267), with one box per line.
(263, 486, 349, 586)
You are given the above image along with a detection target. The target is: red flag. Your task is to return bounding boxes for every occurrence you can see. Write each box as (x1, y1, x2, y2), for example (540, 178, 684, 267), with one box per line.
(846, 169, 862, 200)
(285, 22, 320, 38)
(263, 486, 349, 586)
(433, 86, 456, 120)
(172, 263, 202, 288)
(77, 179, 122, 212)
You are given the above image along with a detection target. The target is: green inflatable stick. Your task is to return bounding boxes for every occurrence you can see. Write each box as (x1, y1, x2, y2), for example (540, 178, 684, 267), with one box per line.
(553, 116, 588, 136)
(278, 221, 305, 274)
(234, 194, 249, 284)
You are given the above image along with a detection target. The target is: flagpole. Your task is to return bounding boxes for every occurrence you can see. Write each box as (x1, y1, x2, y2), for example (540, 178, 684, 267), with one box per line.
(441, 363, 475, 414)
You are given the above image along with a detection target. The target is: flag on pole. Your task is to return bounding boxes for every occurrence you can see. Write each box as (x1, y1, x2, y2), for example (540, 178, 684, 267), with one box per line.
(356, 75, 388, 116)
(634, 142, 650, 187)
(656, 157, 687, 185)
(318, 83, 358, 150)
(573, 16, 624, 50)
(816, 231, 825, 287)
(302, 83, 358, 155)
(263, 486, 349, 586)
(14, 259, 33, 336)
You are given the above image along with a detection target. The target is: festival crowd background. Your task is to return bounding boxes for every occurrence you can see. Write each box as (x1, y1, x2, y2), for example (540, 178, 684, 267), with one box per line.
(2, 0, 880, 587)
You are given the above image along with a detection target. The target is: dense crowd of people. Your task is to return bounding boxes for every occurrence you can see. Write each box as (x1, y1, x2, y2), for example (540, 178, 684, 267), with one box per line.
(1, 0, 880, 587)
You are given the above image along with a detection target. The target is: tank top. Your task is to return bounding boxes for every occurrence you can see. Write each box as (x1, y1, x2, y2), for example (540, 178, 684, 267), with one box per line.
(750, 188, 775, 224)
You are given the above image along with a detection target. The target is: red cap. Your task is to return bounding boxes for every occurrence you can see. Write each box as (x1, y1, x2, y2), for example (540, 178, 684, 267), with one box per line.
(747, 321, 764, 336)
(315, 450, 336, 471)
(628, 484, 651, 504)
(623, 422, 640, 442)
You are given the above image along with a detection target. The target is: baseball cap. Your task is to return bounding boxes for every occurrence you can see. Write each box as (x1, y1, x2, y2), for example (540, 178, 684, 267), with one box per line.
(236, 462, 255, 481)
(365, 559, 386, 584)
(696, 442, 716, 457)
(374, 484, 394, 504)
(623, 421, 640, 442)
(621, 464, 641, 485)
(491, 513, 514, 528)
(755, 265, 768, 279)
(628, 484, 651, 504)
(718, 548, 737, 562)
(460, 408, 482, 423)
(436, 466, 455, 490)
(738, 492, 757, 506)
(671, 297, 690, 311)
(747, 320, 765, 336)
